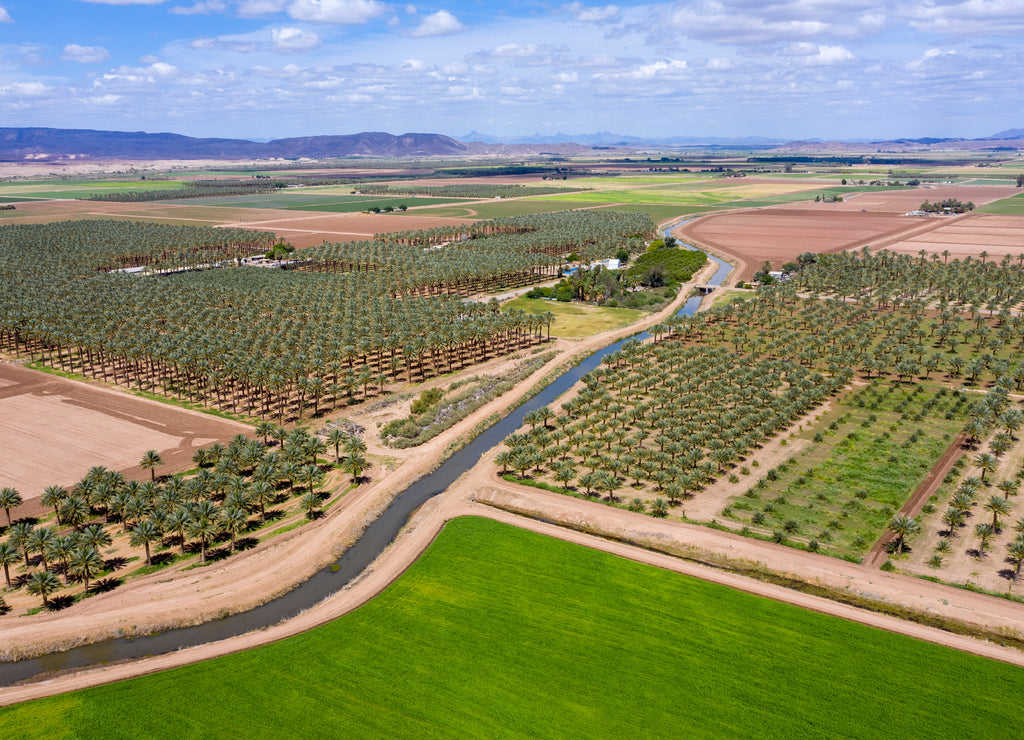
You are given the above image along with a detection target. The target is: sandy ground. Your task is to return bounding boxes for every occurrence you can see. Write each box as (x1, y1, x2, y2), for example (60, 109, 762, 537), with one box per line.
(0, 363, 251, 517)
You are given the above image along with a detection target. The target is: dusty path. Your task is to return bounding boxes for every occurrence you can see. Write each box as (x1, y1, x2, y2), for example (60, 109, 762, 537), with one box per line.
(863, 433, 969, 569)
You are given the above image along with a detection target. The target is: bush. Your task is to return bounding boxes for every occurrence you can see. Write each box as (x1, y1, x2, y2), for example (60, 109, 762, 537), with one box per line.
(411, 387, 443, 415)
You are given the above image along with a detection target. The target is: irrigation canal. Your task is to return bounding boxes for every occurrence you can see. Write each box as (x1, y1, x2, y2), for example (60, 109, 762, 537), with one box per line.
(0, 224, 731, 687)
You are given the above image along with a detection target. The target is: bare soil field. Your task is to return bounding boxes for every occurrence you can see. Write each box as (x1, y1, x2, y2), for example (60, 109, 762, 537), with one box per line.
(0, 363, 250, 517)
(677, 209, 910, 282)
(880, 214, 1024, 261)
(228, 212, 479, 247)
(675, 185, 1024, 282)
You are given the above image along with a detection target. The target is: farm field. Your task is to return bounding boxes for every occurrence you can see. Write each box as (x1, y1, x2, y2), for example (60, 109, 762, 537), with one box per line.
(502, 297, 643, 339)
(675, 184, 1024, 281)
(979, 192, 1024, 215)
(880, 214, 1024, 260)
(899, 419, 1024, 593)
(0, 362, 250, 516)
(3, 517, 1022, 738)
(719, 381, 967, 559)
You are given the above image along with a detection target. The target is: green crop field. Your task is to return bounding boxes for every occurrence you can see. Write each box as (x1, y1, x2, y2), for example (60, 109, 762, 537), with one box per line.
(411, 199, 587, 218)
(3, 517, 1021, 738)
(978, 192, 1024, 215)
(504, 296, 643, 338)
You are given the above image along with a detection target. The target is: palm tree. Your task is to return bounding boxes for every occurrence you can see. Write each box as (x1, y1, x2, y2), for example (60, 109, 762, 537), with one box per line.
(0, 540, 19, 588)
(139, 449, 165, 482)
(68, 545, 104, 594)
(650, 498, 669, 518)
(40, 485, 67, 525)
(8, 521, 34, 567)
(1008, 538, 1024, 579)
(344, 451, 368, 484)
(983, 495, 1012, 530)
(26, 569, 61, 607)
(327, 428, 347, 465)
(0, 487, 22, 527)
(165, 507, 192, 554)
(300, 491, 322, 519)
(887, 514, 920, 555)
(974, 452, 998, 483)
(187, 514, 221, 564)
(220, 507, 248, 552)
(129, 520, 162, 566)
(26, 527, 56, 571)
(80, 523, 113, 552)
(974, 523, 994, 555)
(248, 480, 275, 521)
(941, 507, 965, 537)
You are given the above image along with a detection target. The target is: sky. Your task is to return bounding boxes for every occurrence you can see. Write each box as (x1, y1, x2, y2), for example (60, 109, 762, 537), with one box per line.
(0, 0, 1022, 142)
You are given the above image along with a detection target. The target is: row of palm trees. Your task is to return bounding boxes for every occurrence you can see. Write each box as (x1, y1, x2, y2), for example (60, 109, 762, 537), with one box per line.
(1, 427, 365, 609)
(500, 339, 849, 507)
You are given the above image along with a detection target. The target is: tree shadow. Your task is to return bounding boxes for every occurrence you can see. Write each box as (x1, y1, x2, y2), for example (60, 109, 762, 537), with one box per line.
(205, 547, 231, 563)
(45, 595, 75, 611)
(263, 509, 285, 522)
(0, 602, 10, 615)
(104, 556, 129, 571)
(966, 547, 987, 559)
(233, 536, 258, 551)
(90, 577, 122, 594)
(998, 567, 1018, 582)
(305, 510, 324, 520)
(150, 551, 176, 566)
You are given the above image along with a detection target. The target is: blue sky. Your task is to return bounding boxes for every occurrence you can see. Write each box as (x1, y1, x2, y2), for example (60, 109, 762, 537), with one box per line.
(0, 0, 1022, 141)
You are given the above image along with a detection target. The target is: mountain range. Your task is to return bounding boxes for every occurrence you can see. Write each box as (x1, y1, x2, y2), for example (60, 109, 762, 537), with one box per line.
(0, 126, 1022, 162)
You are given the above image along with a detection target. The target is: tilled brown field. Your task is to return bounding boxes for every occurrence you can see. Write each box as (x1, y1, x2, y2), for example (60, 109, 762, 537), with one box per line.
(676, 185, 1024, 282)
(0, 363, 250, 517)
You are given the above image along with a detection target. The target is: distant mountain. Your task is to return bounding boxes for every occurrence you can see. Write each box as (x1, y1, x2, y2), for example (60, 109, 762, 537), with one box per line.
(0, 128, 469, 161)
(985, 128, 1024, 140)
(458, 131, 787, 147)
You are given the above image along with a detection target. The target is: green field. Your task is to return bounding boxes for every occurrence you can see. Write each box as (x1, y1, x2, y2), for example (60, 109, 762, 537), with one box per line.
(412, 199, 588, 218)
(978, 192, 1024, 215)
(504, 296, 643, 338)
(3, 517, 1021, 738)
(0, 180, 187, 199)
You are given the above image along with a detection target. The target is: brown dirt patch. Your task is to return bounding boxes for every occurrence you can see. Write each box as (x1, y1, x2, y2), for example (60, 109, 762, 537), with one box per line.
(0, 362, 250, 518)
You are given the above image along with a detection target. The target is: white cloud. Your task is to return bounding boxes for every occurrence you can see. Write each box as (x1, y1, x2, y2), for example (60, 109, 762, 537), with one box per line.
(74, 0, 169, 4)
(287, 0, 387, 24)
(806, 45, 854, 66)
(905, 0, 1024, 36)
(271, 27, 322, 52)
(191, 36, 262, 52)
(594, 59, 687, 80)
(562, 3, 620, 23)
(62, 44, 111, 63)
(906, 47, 960, 70)
(0, 82, 52, 96)
(170, 0, 227, 14)
(400, 58, 427, 71)
(407, 9, 462, 37)
(236, 0, 286, 15)
(0, 6, 11, 23)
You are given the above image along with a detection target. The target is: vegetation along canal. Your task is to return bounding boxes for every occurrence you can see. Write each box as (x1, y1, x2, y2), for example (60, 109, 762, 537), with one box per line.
(0, 226, 730, 687)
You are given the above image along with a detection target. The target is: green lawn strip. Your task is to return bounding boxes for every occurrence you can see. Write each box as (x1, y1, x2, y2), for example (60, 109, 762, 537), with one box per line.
(3, 517, 1022, 738)
(722, 382, 967, 558)
(285, 196, 471, 212)
(502, 297, 643, 338)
